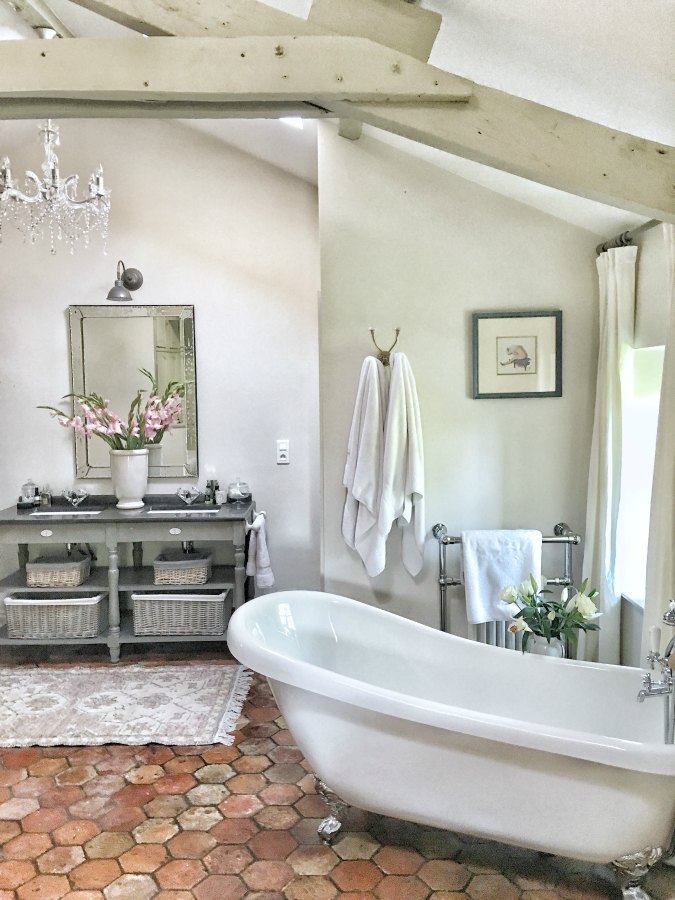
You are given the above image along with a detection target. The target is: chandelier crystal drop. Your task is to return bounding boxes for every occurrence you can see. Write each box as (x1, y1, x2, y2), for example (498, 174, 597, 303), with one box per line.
(0, 120, 110, 254)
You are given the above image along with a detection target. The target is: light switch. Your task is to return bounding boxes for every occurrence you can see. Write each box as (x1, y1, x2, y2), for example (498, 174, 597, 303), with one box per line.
(276, 439, 290, 465)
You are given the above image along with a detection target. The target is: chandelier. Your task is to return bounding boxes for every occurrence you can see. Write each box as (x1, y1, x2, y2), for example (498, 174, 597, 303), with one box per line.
(0, 120, 110, 253)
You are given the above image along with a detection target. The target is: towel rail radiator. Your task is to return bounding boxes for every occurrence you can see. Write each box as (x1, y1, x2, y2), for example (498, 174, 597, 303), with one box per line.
(432, 523, 581, 642)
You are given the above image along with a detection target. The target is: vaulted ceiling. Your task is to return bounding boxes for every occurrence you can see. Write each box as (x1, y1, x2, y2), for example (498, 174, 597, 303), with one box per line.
(1, 0, 673, 235)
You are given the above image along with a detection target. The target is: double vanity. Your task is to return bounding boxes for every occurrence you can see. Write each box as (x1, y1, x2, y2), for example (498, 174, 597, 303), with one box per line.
(0, 497, 255, 661)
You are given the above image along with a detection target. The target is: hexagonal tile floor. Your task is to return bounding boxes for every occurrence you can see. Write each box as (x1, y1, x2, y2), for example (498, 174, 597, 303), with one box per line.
(0, 648, 673, 900)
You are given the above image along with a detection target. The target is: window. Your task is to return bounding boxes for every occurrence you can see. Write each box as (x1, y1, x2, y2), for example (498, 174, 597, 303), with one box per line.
(615, 346, 665, 603)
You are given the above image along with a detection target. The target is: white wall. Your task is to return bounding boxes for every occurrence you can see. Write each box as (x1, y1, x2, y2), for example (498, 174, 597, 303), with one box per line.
(0, 119, 321, 591)
(318, 122, 600, 634)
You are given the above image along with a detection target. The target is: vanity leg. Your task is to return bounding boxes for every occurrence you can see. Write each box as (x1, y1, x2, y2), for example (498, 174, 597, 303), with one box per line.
(132, 542, 143, 569)
(106, 539, 121, 663)
(233, 524, 246, 609)
(18, 544, 28, 570)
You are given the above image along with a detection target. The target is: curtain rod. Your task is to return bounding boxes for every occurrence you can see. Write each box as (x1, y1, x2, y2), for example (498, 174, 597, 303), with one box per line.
(596, 218, 661, 255)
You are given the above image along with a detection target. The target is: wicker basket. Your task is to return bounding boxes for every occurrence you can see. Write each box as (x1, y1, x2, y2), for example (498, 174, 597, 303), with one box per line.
(153, 551, 212, 585)
(4, 593, 107, 639)
(26, 552, 91, 588)
(131, 591, 227, 636)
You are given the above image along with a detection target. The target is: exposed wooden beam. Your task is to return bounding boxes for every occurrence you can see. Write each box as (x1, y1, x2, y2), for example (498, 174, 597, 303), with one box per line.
(308, 0, 440, 61)
(330, 93, 675, 222)
(0, 98, 330, 119)
(6, 0, 74, 37)
(66, 0, 441, 61)
(0, 36, 473, 104)
(65, 0, 326, 37)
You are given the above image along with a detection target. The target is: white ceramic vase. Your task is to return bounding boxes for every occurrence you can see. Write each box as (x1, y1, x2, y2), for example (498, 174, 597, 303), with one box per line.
(110, 449, 149, 509)
(526, 635, 566, 658)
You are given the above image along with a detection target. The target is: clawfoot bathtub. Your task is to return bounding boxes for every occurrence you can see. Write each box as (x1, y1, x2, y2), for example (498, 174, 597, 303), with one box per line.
(227, 590, 675, 899)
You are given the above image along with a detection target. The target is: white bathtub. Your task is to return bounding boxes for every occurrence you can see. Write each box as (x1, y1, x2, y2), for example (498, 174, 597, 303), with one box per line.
(227, 590, 675, 870)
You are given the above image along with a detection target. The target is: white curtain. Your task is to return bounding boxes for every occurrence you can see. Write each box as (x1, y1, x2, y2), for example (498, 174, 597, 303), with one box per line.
(642, 224, 675, 658)
(583, 246, 637, 664)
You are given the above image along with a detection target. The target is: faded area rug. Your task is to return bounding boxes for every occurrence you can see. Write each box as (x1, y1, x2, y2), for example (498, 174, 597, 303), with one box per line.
(0, 663, 252, 748)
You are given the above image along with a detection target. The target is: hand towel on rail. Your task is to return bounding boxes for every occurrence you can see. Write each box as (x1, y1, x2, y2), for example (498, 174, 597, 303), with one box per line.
(461, 529, 542, 624)
(378, 352, 425, 577)
(342, 356, 389, 576)
(246, 513, 275, 593)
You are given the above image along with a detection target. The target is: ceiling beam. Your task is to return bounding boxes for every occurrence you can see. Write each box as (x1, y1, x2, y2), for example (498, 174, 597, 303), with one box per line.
(331, 93, 674, 222)
(5, 0, 74, 37)
(307, 0, 440, 61)
(0, 98, 330, 118)
(0, 36, 473, 104)
(64, 0, 327, 37)
(65, 0, 441, 60)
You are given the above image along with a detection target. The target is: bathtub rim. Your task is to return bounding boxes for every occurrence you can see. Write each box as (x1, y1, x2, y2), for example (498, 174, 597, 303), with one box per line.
(227, 590, 675, 777)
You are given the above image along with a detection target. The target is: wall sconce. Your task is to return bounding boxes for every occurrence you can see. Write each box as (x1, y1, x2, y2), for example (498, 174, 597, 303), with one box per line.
(106, 260, 144, 301)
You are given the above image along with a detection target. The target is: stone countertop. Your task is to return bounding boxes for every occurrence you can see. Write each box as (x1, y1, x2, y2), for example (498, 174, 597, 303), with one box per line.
(0, 495, 255, 525)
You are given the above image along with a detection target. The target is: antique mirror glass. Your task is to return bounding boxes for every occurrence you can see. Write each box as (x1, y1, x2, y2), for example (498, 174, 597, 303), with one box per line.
(69, 305, 197, 478)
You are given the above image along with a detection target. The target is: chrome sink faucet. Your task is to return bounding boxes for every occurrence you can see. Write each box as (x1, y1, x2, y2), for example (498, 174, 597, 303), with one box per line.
(637, 601, 675, 744)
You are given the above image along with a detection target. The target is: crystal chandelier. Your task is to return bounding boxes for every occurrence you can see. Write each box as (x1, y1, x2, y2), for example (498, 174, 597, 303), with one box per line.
(0, 120, 110, 253)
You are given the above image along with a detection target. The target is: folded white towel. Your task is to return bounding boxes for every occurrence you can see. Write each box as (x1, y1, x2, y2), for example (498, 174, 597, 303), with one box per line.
(378, 352, 425, 577)
(342, 356, 389, 576)
(246, 513, 275, 592)
(461, 529, 542, 624)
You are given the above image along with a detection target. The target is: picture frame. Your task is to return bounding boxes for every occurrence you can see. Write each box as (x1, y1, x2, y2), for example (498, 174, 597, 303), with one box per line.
(472, 310, 562, 399)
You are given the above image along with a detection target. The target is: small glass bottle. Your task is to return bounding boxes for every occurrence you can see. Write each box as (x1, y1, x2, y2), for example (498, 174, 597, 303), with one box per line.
(20, 478, 37, 504)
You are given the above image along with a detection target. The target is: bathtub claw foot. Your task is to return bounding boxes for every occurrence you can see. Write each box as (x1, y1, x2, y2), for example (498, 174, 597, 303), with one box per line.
(314, 777, 348, 844)
(612, 846, 662, 900)
(318, 813, 343, 843)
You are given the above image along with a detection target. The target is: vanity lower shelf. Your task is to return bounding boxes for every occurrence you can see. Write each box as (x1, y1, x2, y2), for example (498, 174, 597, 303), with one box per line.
(0, 567, 235, 648)
(0, 565, 235, 593)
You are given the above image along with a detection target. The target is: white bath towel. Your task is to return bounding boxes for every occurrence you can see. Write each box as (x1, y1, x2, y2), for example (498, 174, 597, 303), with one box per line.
(342, 356, 389, 576)
(378, 352, 426, 577)
(461, 529, 542, 624)
(246, 513, 275, 592)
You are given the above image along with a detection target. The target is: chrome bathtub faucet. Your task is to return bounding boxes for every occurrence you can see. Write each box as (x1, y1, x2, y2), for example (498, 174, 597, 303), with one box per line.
(637, 607, 675, 745)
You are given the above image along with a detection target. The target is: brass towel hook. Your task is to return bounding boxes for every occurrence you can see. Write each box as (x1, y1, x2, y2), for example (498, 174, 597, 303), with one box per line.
(369, 327, 400, 366)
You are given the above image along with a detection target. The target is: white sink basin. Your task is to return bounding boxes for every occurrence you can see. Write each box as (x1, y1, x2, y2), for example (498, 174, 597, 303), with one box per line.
(30, 509, 103, 517)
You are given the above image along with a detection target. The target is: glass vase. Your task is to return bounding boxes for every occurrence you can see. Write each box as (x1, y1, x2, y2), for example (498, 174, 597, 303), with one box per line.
(526, 635, 566, 658)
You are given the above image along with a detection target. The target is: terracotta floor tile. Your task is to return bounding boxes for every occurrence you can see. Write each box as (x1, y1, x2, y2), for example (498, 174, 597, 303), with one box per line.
(69, 858, 121, 890)
(16, 873, 71, 899)
(0, 859, 37, 889)
(155, 858, 207, 889)
(118, 843, 167, 873)
(166, 831, 217, 859)
(192, 873, 246, 899)
(248, 829, 298, 861)
(37, 846, 86, 874)
(241, 859, 294, 891)
(52, 820, 101, 846)
(22, 807, 68, 833)
(203, 844, 253, 874)
(0, 668, 671, 900)
(332, 859, 383, 891)
(374, 874, 431, 900)
(4, 832, 53, 859)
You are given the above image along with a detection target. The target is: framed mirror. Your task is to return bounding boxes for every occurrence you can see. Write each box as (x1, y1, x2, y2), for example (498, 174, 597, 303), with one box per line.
(68, 305, 197, 479)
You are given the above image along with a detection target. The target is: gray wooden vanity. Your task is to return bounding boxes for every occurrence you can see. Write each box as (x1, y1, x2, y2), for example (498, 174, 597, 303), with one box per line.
(0, 497, 255, 661)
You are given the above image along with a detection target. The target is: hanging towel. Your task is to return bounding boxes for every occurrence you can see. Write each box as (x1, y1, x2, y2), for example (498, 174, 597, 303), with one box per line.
(246, 513, 275, 593)
(342, 356, 389, 576)
(461, 529, 542, 624)
(378, 352, 426, 577)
